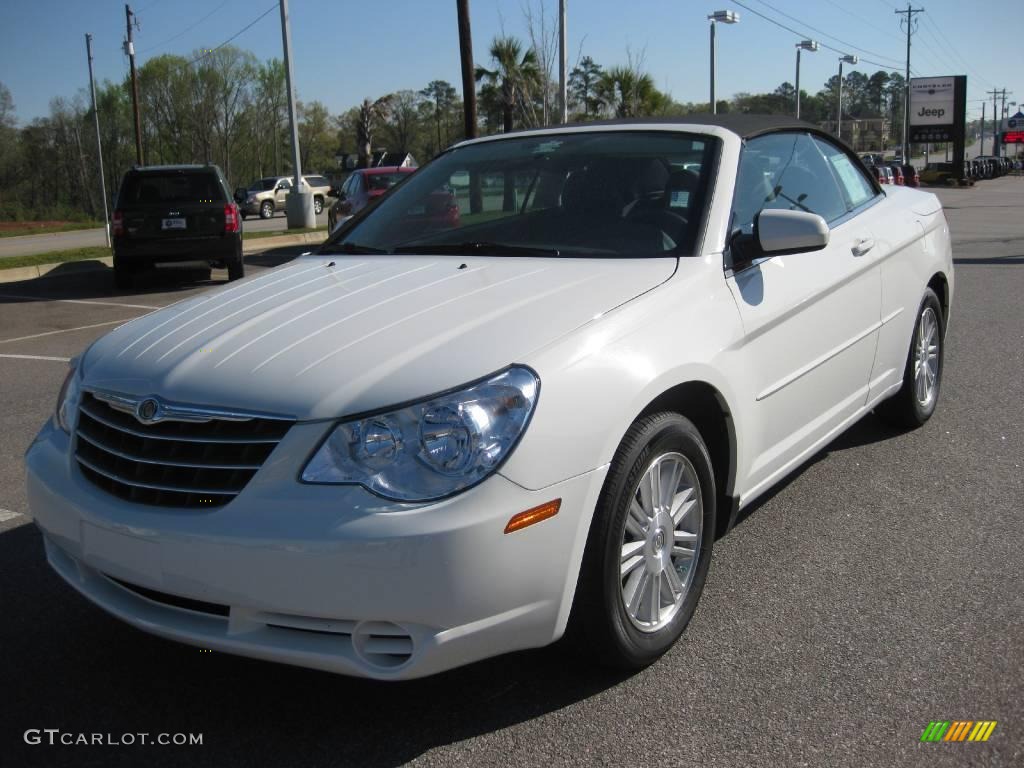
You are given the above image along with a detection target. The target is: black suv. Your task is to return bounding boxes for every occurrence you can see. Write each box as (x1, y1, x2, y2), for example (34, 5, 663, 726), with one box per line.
(112, 164, 243, 289)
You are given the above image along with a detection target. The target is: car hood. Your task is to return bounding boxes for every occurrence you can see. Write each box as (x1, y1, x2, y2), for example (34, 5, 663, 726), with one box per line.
(82, 255, 675, 420)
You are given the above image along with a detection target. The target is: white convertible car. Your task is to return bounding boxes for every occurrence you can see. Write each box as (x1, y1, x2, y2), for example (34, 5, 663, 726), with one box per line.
(26, 116, 952, 679)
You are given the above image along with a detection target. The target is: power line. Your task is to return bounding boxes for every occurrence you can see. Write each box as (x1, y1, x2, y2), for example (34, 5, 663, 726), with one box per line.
(138, 1, 231, 55)
(135, 2, 277, 80)
(747, 0, 904, 67)
(728, 0, 903, 71)
(921, 15, 995, 88)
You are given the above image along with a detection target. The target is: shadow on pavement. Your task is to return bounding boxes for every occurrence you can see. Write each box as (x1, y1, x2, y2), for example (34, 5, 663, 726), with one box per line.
(1, 521, 630, 767)
(0, 247, 309, 305)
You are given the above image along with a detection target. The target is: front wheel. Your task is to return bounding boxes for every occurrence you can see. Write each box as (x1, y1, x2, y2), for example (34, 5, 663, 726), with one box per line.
(877, 287, 945, 428)
(313, 196, 324, 215)
(259, 201, 273, 219)
(570, 412, 716, 670)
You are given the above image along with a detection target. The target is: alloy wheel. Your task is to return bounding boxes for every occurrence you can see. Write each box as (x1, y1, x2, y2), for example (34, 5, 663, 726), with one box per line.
(914, 306, 940, 408)
(619, 452, 702, 633)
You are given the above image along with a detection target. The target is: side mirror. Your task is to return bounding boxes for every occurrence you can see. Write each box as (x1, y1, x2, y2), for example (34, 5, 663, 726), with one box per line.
(233, 187, 247, 203)
(756, 209, 829, 255)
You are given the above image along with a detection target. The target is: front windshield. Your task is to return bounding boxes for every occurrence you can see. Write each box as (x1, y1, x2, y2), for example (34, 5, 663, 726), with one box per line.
(248, 178, 277, 191)
(322, 131, 717, 257)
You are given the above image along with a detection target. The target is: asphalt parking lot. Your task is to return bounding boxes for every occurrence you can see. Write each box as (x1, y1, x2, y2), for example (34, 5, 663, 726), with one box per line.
(1, 180, 1022, 767)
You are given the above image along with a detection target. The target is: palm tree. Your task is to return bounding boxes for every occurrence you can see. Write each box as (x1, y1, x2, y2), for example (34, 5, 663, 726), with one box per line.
(597, 66, 666, 118)
(475, 36, 541, 134)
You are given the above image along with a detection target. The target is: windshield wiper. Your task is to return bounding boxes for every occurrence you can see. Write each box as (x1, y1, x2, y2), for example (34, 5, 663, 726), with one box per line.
(322, 241, 389, 255)
(392, 241, 560, 256)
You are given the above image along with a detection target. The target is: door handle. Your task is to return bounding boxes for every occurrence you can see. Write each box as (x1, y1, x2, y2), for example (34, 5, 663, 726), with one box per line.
(852, 237, 875, 257)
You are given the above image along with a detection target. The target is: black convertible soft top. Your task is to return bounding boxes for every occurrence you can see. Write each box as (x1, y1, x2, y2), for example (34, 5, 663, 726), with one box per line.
(558, 114, 822, 139)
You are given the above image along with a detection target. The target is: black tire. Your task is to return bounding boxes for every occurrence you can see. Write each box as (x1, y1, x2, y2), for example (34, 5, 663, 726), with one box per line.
(240, 212, 248, 220)
(313, 196, 324, 215)
(569, 412, 716, 670)
(113, 257, 134, 290)
(227, 256, 245, 281)
(259, 200, 274, 219)
(876, 287, 945, 428)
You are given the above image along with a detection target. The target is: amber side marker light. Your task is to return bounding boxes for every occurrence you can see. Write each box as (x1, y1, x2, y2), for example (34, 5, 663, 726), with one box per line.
(504, 499, 561, 534)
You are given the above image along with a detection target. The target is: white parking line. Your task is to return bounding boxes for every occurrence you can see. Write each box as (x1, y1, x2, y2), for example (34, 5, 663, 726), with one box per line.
(0, 354, 71, 362)
(0, 509, 22, 523)
(0, 293, 162, 310)
(0, 318, 138, 344)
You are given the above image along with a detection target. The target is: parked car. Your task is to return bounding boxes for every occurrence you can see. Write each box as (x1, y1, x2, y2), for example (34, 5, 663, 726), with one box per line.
(111, 164, 242, 289)
(327, 166, 416, 232)
(28, 117, 953, 680)
(860, 153, 885, 166)
(888, 164, 905, 186)
(961, 161, 975, 186)
(969, 159, 983, 180)
(900, 164, 920, 188)
(920, 162, 956, 185)
(882, 166, 895, 185)
(869, 165, 886, 184)
(237, 175, 334, 219)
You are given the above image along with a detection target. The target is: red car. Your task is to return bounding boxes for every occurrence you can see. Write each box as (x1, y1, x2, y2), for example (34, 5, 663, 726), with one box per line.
(888, 164, 905, 186)
(869, 166, 888, 185)
(329, 166, 416, 231)
(900, 164, 920, 188)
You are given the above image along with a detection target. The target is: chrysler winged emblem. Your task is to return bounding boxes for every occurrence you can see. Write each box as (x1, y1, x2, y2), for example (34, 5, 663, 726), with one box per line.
(135, 397, 161, 424)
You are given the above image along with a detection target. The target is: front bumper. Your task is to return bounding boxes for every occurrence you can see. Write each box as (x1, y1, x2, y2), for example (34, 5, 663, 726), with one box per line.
(25, 420, 605, 680)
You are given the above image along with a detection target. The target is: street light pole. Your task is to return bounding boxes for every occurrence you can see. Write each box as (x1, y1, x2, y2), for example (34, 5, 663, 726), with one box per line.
(795, 40, 818, 119)
(707, 11, 739, 115)
(837, 54, 858, 143)
(278, 0, 314, 229)
(85, 34, 111, 248)
(559, 0, 567, 124)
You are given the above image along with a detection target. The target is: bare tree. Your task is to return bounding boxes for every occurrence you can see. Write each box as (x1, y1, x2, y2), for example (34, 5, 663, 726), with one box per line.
(522, 0, 558, 125)
(356, 95, 393, 168)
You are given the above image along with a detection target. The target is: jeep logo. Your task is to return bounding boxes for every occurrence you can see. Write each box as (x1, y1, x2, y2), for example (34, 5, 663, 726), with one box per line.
(918, 107, 945, 118)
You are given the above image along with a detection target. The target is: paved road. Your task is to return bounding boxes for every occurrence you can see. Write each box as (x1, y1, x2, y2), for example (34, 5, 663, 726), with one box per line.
(0, 182, 1021, 767)
(0, 210, 330, 259)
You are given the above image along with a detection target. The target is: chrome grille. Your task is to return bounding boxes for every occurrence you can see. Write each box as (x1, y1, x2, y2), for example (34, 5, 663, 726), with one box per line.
(75, 392, 292, 508)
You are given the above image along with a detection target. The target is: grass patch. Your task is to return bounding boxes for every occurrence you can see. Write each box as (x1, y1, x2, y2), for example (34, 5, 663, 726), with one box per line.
(242, 227, 326, 241)
(0, 222, 104, 238)
(0, 247, 112, 271)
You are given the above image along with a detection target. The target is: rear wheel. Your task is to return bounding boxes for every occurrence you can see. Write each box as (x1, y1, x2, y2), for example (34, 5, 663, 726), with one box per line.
(260, 200, 273, 219)
(877, 288, 944, 428)
(113, 257, 134, 290)
(570, 412, 716, 670)
(227, 255, 245, 281)
(313, 196, 324, 215)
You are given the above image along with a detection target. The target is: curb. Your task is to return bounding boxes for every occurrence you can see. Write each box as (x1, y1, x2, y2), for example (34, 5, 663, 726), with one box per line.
(0, 232, 325, 285)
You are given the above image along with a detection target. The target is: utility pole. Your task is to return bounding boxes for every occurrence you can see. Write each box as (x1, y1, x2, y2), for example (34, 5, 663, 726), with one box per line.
(278, 0, 314, 228)
(987, 88, 1001, 157)
(124, 4, 143, 165)
(999, 89, 1013, 157)
(895, 4, 924, 162)
(85, 34, 111, 248)
(980, 102, 985, 155)
(559, 0, 567, 124)
(456, 0, 482, 213)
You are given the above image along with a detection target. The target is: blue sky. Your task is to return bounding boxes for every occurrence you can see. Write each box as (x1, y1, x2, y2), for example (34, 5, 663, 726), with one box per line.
(1, 0, 1019, 124)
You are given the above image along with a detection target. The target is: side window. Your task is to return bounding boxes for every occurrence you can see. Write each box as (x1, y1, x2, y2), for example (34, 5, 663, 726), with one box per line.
(731, 132, 849, 237)
(812, 136, 877, 211)
(279, 178, 292, 190)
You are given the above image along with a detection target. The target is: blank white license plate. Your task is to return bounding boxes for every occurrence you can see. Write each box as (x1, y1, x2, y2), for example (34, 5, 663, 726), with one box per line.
(161, 218, 186, 230)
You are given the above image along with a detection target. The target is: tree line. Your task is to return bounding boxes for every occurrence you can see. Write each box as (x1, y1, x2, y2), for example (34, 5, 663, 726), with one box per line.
(0, 33, 924, 223)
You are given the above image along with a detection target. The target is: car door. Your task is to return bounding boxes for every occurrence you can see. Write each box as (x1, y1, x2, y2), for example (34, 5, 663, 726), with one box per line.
(726, 131, 882, 497)
(275, 178, 292, 207)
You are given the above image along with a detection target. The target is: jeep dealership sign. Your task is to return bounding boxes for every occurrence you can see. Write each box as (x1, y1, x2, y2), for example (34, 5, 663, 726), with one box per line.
(909, 76, 966, 143)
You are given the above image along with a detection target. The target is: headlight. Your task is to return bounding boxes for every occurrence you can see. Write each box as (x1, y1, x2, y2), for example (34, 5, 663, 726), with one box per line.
(54, 360, 80, 434)
(301, 366, 539, 502)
